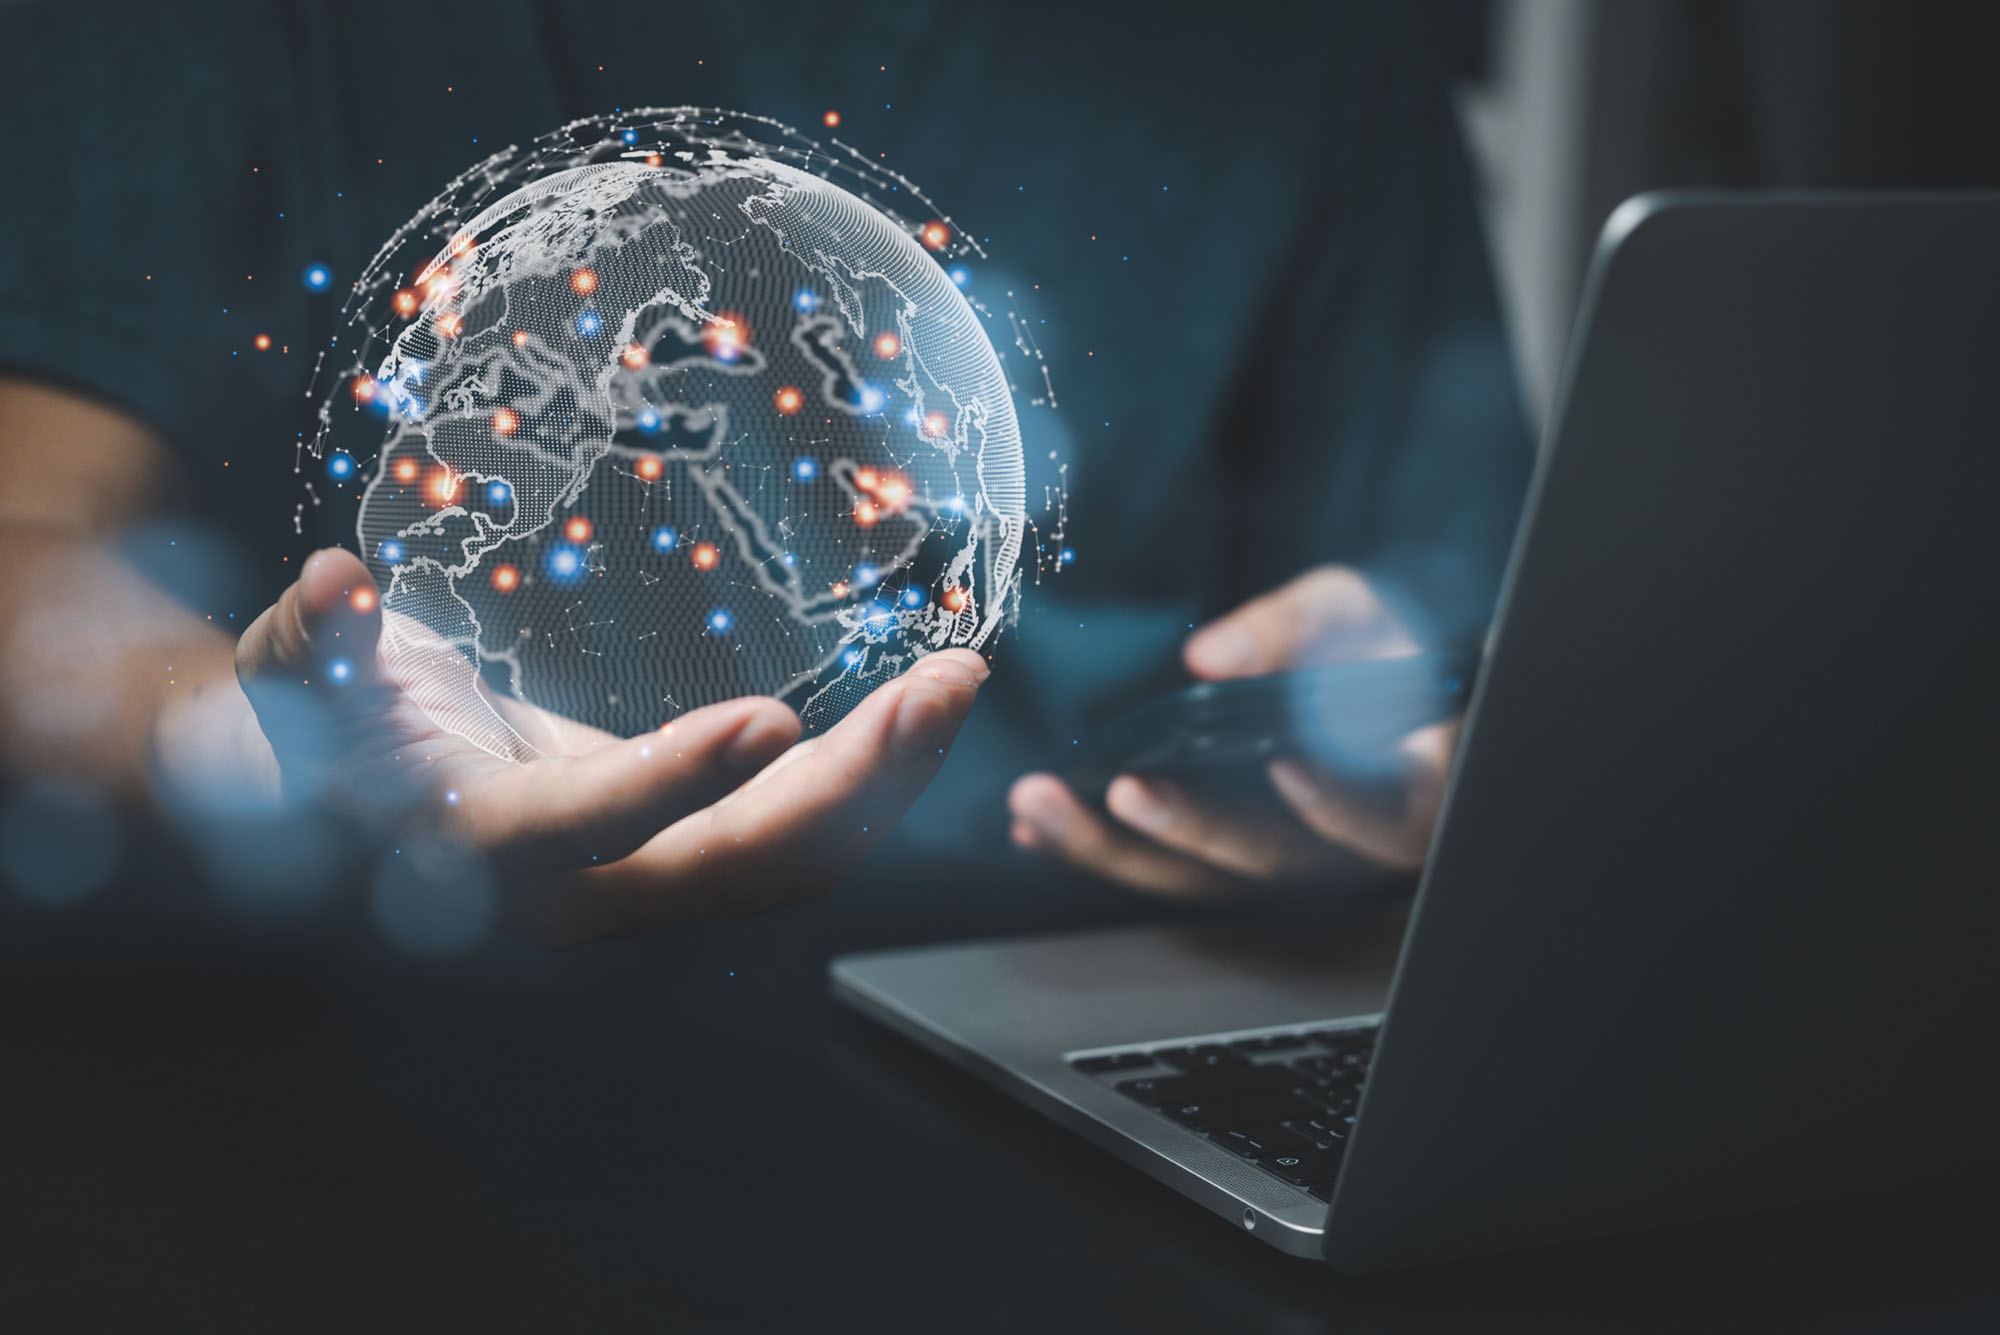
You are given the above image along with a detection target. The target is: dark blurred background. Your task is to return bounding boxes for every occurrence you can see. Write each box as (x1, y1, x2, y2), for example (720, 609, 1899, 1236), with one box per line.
(1437, 0, 2000, 422)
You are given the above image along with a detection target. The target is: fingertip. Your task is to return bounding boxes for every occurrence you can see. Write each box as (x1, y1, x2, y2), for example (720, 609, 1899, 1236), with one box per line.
(911, 647, 991, 686)
(1183, 623, 1258, 679)
(725, 699, 802, 770)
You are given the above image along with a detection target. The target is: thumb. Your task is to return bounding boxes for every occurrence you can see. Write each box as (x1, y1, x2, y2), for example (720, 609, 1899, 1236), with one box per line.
(1183, 566, 1410, 680)
(236, 547, 383, 702)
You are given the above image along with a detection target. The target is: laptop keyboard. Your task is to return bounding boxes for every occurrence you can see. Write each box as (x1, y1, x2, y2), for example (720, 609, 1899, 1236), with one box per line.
(1069, 1025, 1375, 1201)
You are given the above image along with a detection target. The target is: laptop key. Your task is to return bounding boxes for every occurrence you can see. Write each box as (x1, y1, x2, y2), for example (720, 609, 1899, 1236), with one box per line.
(1208, 1126, 1286, 1158)
(1116, 1065, 1292, 1106)
(1166, 1091, 1328, 1132)
(1281, 1116, 1351, 1151)
(1229, 1034, 1309, 1052)
(1154, 1044, 1248, 1072)
(1070, 1052, 1154, 1073)
(1258, 1145, 1345, 1186)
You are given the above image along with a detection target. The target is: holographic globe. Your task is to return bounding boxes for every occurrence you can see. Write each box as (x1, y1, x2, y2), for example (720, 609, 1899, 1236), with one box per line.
(312, 111, 1026, 761)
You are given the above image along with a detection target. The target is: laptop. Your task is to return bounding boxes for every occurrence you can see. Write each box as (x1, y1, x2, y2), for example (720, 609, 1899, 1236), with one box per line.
(831, 194, 2000, 1272)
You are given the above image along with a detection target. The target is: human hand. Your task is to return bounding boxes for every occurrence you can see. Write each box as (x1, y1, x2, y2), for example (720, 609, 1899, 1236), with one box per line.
(234, 548, 986, 944)
(1007, 566, 1457, 895)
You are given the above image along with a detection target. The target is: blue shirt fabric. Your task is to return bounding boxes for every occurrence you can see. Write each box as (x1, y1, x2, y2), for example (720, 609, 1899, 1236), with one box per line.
(0, 0, 1530, 850)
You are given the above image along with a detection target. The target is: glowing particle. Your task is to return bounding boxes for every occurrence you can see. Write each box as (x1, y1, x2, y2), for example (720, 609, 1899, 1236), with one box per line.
(853, 563, 879, 588)
(435, 311, 464, 339)
(444, 789, 461, 805)
(621, 342, 649, 370)
(920, 221, 950, 250)
(823, 109, 841, 127)
(564, 515, 594, 543)
(792, 457, 817, 481)
(512, 329, 529, 347)
(858, 385, 886, 412)
(378, 540, 405, 564)
(876, 472, 911, 510)
(706, 607, 735, 634)
(253, 333, 272, 351)
(942, 586, 968, 613)
(636, 454, 663, 481)
(570, 267, 598, 295)
(705, 314, 747, 360)
(842, 647, 865, 669)
(872, 331, 901, 360)
(303, 263, 332, 291)
(855, 467, 880, 493)
(425, 270, 455, 301)
(392, 288, 419, 317)
(327, 658, 353, 683)
(350, 374, 377, 404)
(575, 310, 603, 338)
(486, 480, 512, 506)
(645, 153, 663, 168)
(491, 406, 519, 436)
(1061, 547, 1076, 564)
(773, 385, 803, 415)
(490, 563, 520, 593)
(451, 232, 475, 258)
(622, 129, 639, 144)
(637, 407, 661, 433)
(900, 586, 926, 608)
(651, 525, 678, 552)
(691, 541, 720, 571)
(393, 457, 420, 484)
(545, 545, 583, 580)
(326, 452, 355, 480)
(793, 288, 819, 313)
(853, 500, 880, 527)
(831, 580, 850, 598)
(862, 601, 897, 636)
(427, 467, 460, 506)
(922, 410, 950, 439)
(351, 587, 377, 613)
(949, 266, 970, 287)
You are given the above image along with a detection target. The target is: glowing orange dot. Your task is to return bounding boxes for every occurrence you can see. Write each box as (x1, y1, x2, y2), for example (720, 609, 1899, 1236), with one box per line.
(941, 587, 967, 613)
(425, 269, 454, 300)
(491, 407, 519, 436)
(435, 311, 464, 339)
(512, 329, 529, 347)
(854, 467, 880, 493)
(872, 331, 901, 360)
(350, 374, 377, 404)
(253, 333, 272, 351)
(922, 410, 950, 439)
(853, 500, 881, 527)
(831, 580, 850, 598)
(570, 267, 598, 296)
(636, 454, 663, 481)
(427, 467, 460, 506)
(705, 314, 748, 357)
(451, 233, 475, 258)
(920, 221, 950, 250)
(392, 288, 420, 317)
(490, 563, 520, 593)
(350, 587, 378, 613)
(691, 542, 720, 571)
(877, 472, 911, 510)
(393, 457, 420, 484)
(773, 385, 803, 415)
(564, 515, 594, 543)
(620, 342, 649, 370)
(822, 109, 841, 128)
(645, 153, 663, 168)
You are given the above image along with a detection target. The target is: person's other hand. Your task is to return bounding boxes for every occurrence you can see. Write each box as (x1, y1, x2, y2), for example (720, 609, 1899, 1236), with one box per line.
(1007, 566, 1457, 896)
(235, 548, 985, 944)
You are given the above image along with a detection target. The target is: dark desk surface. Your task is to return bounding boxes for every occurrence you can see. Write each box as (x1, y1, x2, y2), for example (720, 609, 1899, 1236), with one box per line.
(6, 857, 1997, 1332)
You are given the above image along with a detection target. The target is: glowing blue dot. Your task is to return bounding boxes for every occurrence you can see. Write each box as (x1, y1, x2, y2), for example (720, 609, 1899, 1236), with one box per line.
(707, 607, 735, 634)
(842, 648, 866, 669)
(378, 540, 404, 564)
(793, 288, 819, 312)
(946, 494, 966, 514)
(651, 526, 678, 552)
(325, 452, 355, 480)
(486, 480, 512, 506)
(575, 310, 603, 338)
(637, 407, 661, 433)
(792, 456, 818, 481)
(621, 128, 638, 144)
(853, 563, 879, 588)
(862, 601, 898, 638)
(858, 386, 887, 413)
(444, 789, 460, 805)
(949, 267, 970, 287)
(780, 552, 797, 567)
(903, 405, 923, 427)
(303, 263, 332, 292)
(547, 545, 584, 579)
(1061, 547, 1076, 564)
(327, 658, 353, 683)
(900, 587, 925, 608)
